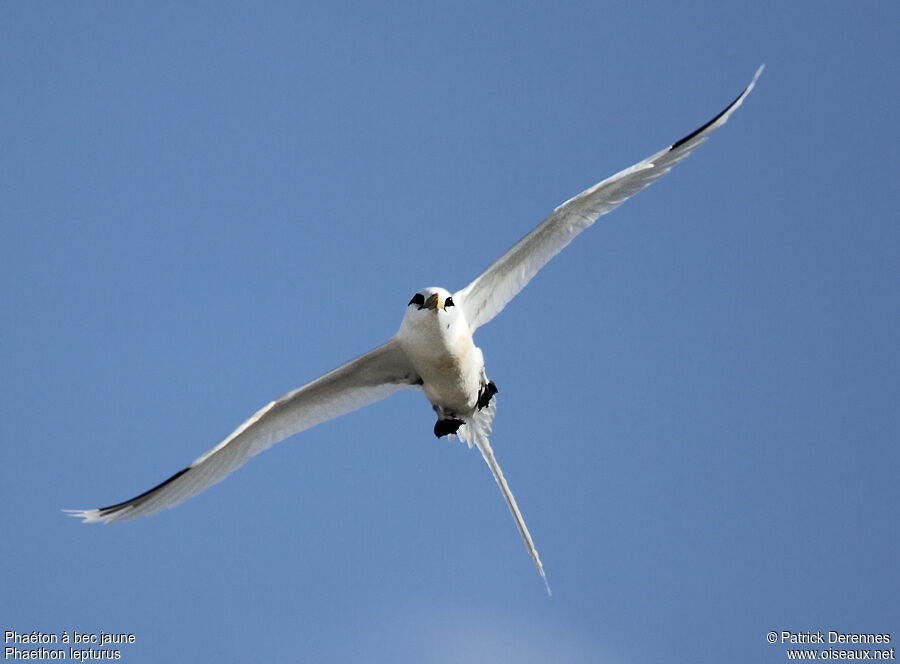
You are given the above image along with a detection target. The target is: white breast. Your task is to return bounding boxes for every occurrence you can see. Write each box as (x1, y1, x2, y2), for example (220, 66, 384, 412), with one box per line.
(396, 304, 484, 415)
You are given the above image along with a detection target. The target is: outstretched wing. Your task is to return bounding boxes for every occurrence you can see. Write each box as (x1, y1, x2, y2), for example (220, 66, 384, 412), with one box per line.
(456, 65, 763, 331)
(67, 338, 419, 524)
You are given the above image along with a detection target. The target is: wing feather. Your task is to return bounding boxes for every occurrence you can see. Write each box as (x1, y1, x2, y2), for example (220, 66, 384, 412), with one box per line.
(456, 65, 763, 331)
(66, 338, 418, 523)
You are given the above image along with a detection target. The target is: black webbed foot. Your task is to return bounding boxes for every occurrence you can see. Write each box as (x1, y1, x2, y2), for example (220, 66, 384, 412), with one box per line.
(434, 418, 465, 438)
(476, 381, 498, 411)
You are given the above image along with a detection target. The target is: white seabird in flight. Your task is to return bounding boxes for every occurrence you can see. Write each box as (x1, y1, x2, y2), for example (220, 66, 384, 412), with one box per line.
(67, 66, 763, 595)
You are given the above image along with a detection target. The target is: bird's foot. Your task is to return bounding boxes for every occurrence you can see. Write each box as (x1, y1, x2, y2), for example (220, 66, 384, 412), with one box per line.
(476, 381, 498, 411)
(434, 418, 465, 438)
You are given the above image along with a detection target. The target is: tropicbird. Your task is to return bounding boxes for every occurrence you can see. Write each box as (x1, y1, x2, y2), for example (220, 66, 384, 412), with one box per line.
(67, 66, 763, 595)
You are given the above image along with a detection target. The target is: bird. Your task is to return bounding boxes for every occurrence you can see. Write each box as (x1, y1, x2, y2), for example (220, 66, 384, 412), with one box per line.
(67, 66, 763, 595)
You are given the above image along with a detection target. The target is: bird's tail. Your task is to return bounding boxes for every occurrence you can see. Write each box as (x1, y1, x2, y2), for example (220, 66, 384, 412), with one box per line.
(452, 396, 495, 449)
(455, 401, 551, 596)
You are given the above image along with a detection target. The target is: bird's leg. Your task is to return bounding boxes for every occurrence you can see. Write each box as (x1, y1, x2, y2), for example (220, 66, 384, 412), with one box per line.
(432, 404, 464, 438)
(434, 418, 465, 438)
(476, 380, 498, 411)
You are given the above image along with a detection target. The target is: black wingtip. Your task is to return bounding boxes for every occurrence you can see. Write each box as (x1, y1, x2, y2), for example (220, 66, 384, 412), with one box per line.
(97, 466, 191, 516)
(670, 88, 745, 152)
(670, 65, 763, 151)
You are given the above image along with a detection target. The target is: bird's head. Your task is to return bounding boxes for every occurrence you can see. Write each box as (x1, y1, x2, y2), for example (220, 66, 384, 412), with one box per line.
(397, 286, 470, 343)
(406, 287, 455, 314)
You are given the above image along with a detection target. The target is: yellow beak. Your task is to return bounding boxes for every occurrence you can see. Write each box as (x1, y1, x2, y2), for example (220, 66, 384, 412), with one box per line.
(424, 293, 442, 310)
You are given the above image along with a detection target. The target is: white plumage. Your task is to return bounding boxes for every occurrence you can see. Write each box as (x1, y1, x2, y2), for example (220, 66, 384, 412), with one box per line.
(67, 66, 763, 595)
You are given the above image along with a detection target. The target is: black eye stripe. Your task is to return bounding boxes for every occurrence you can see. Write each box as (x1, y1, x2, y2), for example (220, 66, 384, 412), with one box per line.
(408, 293, 425, 308)
(444, 296, 454, 308)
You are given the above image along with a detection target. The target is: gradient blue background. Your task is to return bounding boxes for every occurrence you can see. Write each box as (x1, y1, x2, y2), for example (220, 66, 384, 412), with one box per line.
(3, 3, 898, 662)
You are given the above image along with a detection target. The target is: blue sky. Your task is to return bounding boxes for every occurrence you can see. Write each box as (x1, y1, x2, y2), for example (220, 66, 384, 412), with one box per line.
(2, 2, 898, 662)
